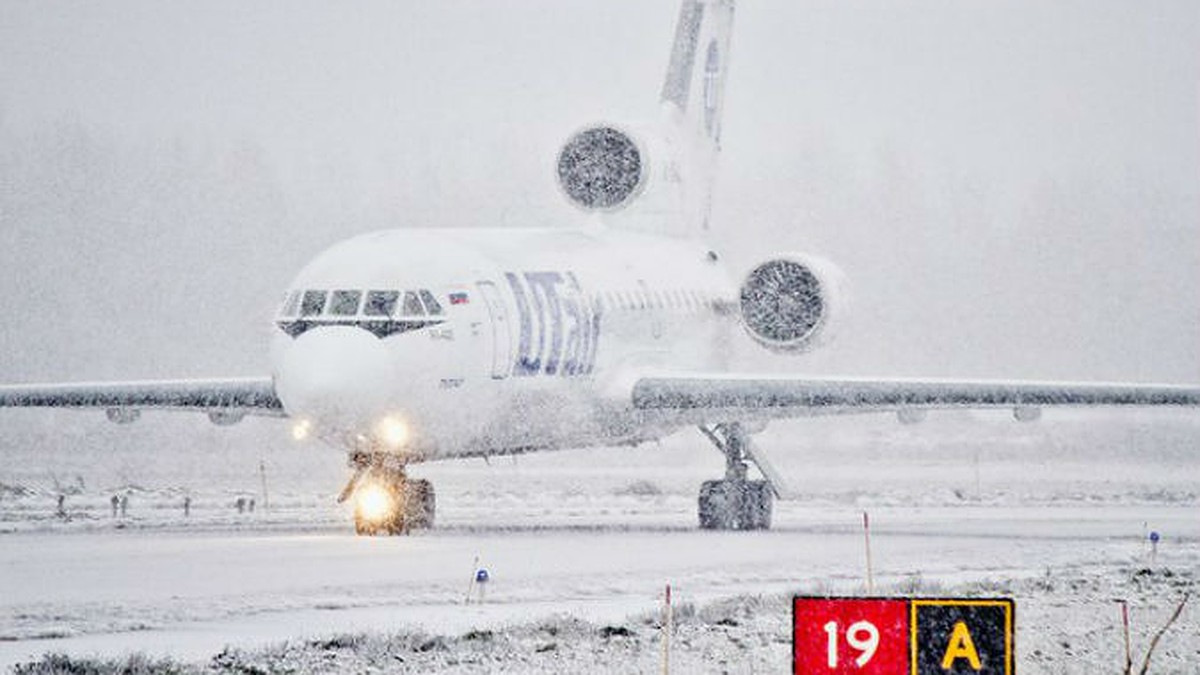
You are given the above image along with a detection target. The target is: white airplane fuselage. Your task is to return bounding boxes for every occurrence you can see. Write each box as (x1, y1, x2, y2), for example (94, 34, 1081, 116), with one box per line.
(271, 224, 738, 461)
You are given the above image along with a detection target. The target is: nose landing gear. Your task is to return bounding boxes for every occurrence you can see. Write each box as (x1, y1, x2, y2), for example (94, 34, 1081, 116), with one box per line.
(341, 452, 436, 536)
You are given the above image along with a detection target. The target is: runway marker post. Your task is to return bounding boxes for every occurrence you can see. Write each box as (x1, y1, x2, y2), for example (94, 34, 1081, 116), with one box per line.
(259, 460, 269, 513)
(475, 568, 489, 603)
(1148, 531, 1160, 566)
(660, 583, 672, 675)
(463, 556, 479, 604)
(973, 447, 981, 497)
(1115, 599, 1132, 675)
(862, 512, 874, 594)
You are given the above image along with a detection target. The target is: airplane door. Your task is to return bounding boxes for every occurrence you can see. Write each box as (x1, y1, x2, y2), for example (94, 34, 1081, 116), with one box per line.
(476, 281, 511, 379)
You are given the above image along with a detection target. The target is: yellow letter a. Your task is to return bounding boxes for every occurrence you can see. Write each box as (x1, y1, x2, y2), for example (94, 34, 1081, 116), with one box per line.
(940, 621, 982, 670)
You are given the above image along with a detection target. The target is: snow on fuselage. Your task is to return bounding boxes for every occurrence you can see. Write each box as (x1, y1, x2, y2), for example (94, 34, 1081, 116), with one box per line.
(270, 225, 735, 461)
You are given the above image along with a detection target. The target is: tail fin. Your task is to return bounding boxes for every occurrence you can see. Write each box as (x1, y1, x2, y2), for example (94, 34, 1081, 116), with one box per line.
(659, 0, 735, 237)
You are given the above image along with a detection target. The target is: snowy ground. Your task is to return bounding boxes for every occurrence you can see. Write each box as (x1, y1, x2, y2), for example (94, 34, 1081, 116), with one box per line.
(1, 410, 1197, 672)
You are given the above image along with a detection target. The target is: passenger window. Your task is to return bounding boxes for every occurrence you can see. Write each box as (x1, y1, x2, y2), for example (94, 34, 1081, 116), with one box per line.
(328, 290, 362, 316)
(281, 291, 301, 317)
(364, 290, 399, 317)
(401, 291, 425, 316)
(418, 289, 444, 315)
(300, 290, 327, 317)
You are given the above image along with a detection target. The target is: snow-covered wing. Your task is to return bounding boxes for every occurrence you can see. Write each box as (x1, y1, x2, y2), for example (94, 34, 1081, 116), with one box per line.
(0, 377, 284, 417)
(632, 375, 1200, 417)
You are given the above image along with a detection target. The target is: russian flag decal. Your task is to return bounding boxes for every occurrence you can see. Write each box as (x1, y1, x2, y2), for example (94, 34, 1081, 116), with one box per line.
(449, 292, 469, 305)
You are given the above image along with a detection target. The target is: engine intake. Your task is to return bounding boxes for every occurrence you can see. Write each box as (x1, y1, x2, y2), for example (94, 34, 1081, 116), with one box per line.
(739, 255, 842, 353)
(556, 125, 645, 211)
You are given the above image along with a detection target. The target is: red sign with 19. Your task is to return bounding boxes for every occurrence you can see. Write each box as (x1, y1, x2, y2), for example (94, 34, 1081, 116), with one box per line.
(793, 598, 910, 674)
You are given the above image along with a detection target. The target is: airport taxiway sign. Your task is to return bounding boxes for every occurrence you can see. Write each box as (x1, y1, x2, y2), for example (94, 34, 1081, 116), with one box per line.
(794, 597, 1014, 674)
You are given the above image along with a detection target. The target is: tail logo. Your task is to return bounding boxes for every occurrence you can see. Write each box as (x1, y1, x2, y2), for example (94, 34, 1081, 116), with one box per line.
(703, 41, 721, 138)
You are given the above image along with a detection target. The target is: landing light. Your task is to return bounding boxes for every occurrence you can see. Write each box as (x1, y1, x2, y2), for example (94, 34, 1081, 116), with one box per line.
(291, 419, 312, 441)
(377, 415, 410, 448)
(356, 483, 393, 523)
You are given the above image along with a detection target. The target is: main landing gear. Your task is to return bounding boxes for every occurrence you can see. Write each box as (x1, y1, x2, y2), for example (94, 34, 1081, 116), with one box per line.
(340, 452, 435, 536)
(697, 422, 776, 530)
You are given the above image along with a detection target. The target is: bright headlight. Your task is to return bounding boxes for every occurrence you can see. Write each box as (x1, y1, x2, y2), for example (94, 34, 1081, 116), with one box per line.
(291, 419, 312, 441)
(376, 415, 409, 448)
(356, 484, 393, 523)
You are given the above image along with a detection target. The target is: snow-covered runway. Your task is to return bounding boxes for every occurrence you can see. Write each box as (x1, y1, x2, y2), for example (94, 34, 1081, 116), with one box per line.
(2, 503, 1196, 669)
(1, 413, 1197, 671)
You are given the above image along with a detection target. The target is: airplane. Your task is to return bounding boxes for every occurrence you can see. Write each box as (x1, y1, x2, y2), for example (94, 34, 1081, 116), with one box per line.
(2, 0, 1198, 535)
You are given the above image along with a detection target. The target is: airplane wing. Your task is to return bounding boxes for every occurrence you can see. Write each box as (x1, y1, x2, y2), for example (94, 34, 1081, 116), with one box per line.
(0, 377, 285, 419)
(631, 374, 1200, 419)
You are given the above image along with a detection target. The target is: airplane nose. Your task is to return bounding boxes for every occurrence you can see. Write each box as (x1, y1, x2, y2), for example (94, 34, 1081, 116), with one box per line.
(274, 327, 394, 428)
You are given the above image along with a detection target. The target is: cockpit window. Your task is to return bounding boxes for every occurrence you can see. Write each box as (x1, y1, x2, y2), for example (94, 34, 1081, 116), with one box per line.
(278, 288, 449, 339)
(364, 290, 399, 317)
(281, 291, 301, 317)
(300, 290, 327, 317)
(418, 289, 444, 315)
(328, 290, 362, 316)
(401, 291, 424, 316)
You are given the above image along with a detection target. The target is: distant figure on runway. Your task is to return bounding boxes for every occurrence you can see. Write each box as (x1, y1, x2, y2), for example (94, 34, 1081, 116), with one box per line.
(183, 495, 191, 517)
(119, 493, 128, 518)
(55, 494, 66, 519)
(111, 494, 120, 518)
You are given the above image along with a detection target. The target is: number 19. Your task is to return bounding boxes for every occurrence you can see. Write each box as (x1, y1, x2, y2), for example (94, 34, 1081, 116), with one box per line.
(823, 620, 880, 668)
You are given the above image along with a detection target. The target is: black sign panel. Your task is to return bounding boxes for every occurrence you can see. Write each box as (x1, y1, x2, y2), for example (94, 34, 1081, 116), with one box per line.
(913, 599, 1014, 675)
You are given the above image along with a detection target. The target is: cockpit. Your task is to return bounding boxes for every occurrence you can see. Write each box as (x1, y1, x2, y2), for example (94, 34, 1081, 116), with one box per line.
(276, 289, 445, 338)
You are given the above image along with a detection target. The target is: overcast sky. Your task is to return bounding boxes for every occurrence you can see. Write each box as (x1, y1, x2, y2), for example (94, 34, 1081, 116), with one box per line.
(0, 0, 1196, 387)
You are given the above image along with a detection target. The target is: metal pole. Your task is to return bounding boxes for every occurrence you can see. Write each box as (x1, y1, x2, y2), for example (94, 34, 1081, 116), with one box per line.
(1117, 600, 1131, 675)
(863, 512, 874, 594)
(661, 583, 672, 675)
(259, 460, 269, 513)
(464, 556, 479, 605)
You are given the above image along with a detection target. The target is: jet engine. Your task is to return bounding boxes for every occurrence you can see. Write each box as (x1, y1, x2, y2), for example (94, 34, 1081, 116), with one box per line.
(739, 254, 844, 353)
(556, 125, 648, 211)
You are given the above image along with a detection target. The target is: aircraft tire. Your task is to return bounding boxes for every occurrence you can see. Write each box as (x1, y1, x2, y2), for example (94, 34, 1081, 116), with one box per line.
(405, 479, 436, 530)
(741, 480, 773, 530)
(698, 479, 735, 529)
(354, 515, 377, 536)
(699, 479, 773, 530)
